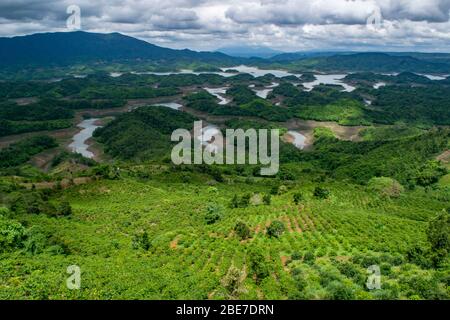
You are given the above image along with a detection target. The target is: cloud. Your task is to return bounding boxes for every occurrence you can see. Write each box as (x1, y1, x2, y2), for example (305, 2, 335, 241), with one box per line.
(0, 0, 450, 51)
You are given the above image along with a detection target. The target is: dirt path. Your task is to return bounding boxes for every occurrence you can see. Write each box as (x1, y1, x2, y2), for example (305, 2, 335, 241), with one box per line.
(437, 150, 450, 164)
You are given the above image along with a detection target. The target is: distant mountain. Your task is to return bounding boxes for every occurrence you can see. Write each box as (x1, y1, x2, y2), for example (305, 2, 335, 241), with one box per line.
(270, 51, 354, 61)
(0, 31, 237, 67)
(308, 52, 450, 73)
(217, 45, 283, 59)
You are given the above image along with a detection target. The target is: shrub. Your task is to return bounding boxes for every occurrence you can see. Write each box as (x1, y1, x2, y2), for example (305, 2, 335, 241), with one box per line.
(132, 231, 151, 251)
(248, 246, 270, 283)
(406, 245, 431, 269)
(205, 203, 223, 225)
(240, 194, 251, 208)
(314, 186, 330, 199)
(303, 251, 315, 264)
(263, 194, 271, 205)
(368, 177, 404, 198)
(270, 186, 279, 195)
(57, 201, 72, 217)
(0, 216, 25, 252)
(234, 221, 251, 240)
(221, 266, 247, 299)
(427, 210, 449, 267)
(230, 194, 239, 208)
(266, 220, 285, 238)
(326, 281, 355, 300)
(293, 192, 303, 205)
(291, 252, 302, 261)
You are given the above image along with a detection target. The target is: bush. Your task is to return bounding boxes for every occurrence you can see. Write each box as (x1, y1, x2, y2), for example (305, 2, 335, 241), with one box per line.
(57, 201, 72, 217)
(263, 194, 271, 205)
(0, 216, 25, 252)
(427, 210, 449, 267)
(248, 246, 270, 283)
(266, 220, 285, 238)
(406, 245, 432, 269)
(293, 192, 303, 205)
(291, 252, 302, 261)
(240, 194, 251, 208)
(132, 231, 151, 251)
(205, 203, 223, 225)
(314, 186, 330, 199)
(234, 221, 251, 240)
(270, 186, 279, 195)
(303, 252, 315, 264)
(230, 195, 239, 208)
(326, 281, 356, 300)
(368, 177, 404, 198)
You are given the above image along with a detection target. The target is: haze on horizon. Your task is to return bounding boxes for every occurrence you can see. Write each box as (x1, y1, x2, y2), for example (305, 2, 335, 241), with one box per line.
(1, 0, 450, 53)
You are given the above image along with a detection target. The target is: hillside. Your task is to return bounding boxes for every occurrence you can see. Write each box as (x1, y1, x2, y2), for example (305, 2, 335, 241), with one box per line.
(313, 53, 450, 73)
(0, 31, 237, 67)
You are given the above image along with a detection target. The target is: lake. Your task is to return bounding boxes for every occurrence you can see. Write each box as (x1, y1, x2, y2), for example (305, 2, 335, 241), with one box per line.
(204, 87, 231, 105)
(69, 118, 102, 159)
(253, 82, 280, 99)
(303, 74, 356, 92)
(151, 102, 183, 110)
(286, 131, 307, 150)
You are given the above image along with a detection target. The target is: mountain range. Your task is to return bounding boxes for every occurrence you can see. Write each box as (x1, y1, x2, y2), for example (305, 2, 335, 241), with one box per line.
(1, 31, 450, 74)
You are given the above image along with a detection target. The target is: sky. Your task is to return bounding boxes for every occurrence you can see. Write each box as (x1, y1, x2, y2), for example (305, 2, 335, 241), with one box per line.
(1, 0, 450, 52)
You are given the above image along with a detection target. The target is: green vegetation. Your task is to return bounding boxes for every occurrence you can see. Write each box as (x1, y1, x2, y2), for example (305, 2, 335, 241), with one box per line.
(93, 106, 197, 160)
(0, 136, 57, 168)
(0, 64, 449, 301)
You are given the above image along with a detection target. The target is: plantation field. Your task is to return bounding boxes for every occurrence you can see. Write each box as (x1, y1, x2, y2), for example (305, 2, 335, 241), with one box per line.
(1, 169, 448, 300)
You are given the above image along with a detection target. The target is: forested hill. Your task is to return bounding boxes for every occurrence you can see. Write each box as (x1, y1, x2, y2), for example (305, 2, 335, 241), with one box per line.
(2, 31, 450, 74)
(0, 31, 238, 67)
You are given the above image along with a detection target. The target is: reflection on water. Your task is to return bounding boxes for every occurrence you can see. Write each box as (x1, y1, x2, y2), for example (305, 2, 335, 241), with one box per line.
(303, 74, 356, 92)
(69, 118, 102, 159)
(286, 131, 307, 150)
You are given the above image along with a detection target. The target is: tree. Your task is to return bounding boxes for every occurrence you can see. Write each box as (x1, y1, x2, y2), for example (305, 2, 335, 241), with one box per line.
(427, 211, 449, 267)
(293, 192, 303, 205)
(205, 203, 223, 225)
(326, 281, 355, 300)
(0, 216, 25, 252)
(234, 221, 251, 240)
(248, 246, 270, 283)
(266, 220, 285, 238)
(314, 186, 330, 199)
(132, 231, 151, 251)
(230, 195, 239, 209)
(221, 265, 247, 299)
(57, 201, 72, 216)
(240, 194, 251, 208)
(368, 177, 404, 198)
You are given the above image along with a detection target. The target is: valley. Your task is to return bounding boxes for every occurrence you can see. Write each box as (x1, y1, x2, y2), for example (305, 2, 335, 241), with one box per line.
(0, 32, 449, 301)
